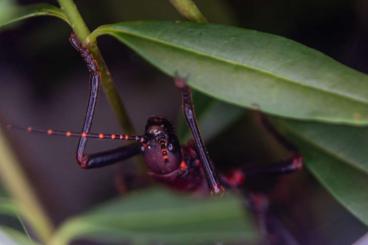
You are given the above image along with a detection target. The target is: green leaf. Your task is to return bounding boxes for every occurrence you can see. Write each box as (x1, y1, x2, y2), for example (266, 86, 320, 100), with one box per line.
(0, 198, 36, 243)
(0, 198, 18, 217)
(0, 2, 69, 29)
(0, 226, 39, 245)
(0, 127, 54, 243)
(274, 119, 368, 225)
(90, 21, 368, 125)
(51, 188, 258, 245)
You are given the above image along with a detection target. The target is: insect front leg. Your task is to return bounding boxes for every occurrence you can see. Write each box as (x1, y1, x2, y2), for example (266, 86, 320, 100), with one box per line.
(174, 74, 224, 195)
(80, 144, 142, 169)
(69, 33, 143, 169)
(69, 33, 102, 168)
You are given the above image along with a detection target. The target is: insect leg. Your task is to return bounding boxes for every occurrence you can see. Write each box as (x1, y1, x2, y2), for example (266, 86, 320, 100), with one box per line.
(69, 33, 144, 169)
(69, 33, 102, 168)
(174, 74, 224, 195)
(246, 154, 303, 177)
(221, 154, 302, 189)
(80, 143, 142, 169)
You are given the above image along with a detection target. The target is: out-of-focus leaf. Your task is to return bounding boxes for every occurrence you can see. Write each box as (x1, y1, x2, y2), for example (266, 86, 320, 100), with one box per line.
(0, 226, 38, 245)
(0, 2, 69, 29)
(51, 188, 258, 245)
(0, 128, 54, 243)
(0, 198, 35, 243)
(0, 198, 18, 217)
(274, 119, 368, 225)
(0, 0, 16, 25)
(169, 0, 207, 23)
(91, 21, 368, 125)
(105, 0, 235, 24)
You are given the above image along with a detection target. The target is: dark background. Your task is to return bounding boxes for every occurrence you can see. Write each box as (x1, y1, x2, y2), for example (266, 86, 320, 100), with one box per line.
(0, 0, 367, 244)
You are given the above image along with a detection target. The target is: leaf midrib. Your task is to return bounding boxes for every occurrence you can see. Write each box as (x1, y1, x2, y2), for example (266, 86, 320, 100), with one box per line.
(98, 24, 368, 106)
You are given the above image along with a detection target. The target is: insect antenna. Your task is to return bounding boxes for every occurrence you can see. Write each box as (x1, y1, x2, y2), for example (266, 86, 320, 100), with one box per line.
(5, 123, 145, 143)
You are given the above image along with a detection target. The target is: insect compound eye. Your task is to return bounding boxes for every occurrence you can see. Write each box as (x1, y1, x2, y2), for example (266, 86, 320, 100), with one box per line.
(168, 143, 174, 151)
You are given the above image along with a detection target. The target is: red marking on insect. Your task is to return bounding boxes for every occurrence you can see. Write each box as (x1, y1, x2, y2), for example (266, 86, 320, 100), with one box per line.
(81, 132, 87, 138)
(98, 133, 104, 139)
(162, 150, 169, 162)
(111, 134, 116, 140)
(141, 143, 148, 151)
(225, 169, 246, 187)
(291, 155, 303, 170)
(180, 161, 188, 171)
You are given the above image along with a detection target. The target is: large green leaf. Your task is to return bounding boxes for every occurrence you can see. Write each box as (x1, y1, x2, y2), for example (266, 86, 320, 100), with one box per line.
(0, 2, 69, 29)
(51, 188, 258, 245)
(274, 119, 368, 225)
(91, 21, 368, 125)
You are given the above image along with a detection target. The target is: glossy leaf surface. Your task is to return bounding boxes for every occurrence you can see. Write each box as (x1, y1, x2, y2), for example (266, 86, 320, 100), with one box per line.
(274, 119, 368, 225)
(91, 21, 368, 125)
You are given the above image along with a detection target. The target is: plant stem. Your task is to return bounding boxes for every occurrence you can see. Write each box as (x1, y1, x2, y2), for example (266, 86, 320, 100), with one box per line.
(0, 128, 54, 243)
(57, 0, 89, 40)
(89, 44, 136, 134)
(169, 0, 207, 23)
(57, 0, 135, 133)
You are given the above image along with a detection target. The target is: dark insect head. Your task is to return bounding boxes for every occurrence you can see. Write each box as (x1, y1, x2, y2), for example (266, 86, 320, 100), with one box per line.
(142, 116, 182, 174)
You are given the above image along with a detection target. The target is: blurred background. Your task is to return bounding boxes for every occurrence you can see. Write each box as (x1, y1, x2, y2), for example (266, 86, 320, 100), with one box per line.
(0, 0, 368, 244)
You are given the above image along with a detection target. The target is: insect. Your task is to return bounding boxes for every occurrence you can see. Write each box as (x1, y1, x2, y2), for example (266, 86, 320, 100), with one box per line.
(7, 33, 303, 196)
